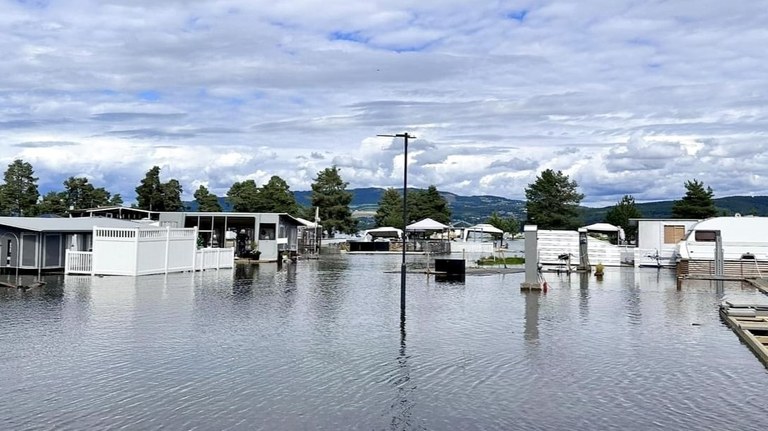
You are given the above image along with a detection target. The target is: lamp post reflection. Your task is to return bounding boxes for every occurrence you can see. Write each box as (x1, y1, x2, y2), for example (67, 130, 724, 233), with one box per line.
(389, 313, 419, 430)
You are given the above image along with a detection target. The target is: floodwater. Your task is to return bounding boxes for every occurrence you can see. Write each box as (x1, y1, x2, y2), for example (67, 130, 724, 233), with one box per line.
(1, 255, 767, 430)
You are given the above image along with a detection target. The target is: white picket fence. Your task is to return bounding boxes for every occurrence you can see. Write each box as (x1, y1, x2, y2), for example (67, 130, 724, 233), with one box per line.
(65, 226, 234, 276)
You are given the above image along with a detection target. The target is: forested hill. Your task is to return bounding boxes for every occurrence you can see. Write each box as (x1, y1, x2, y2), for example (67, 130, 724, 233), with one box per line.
(581, 195, 768, 224)
(293, 188, 527, 224)
(189, 189, 768, 225)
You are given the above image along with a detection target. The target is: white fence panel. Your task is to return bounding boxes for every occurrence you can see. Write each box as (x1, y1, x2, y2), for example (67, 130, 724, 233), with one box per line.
(537, 230, 622, 267)
(65, 250, 93, 274)
(196, 248, 235, 270)
(92, 227, 139, 276)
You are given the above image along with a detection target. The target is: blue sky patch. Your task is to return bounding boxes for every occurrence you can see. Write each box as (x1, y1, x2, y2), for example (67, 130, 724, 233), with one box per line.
(138, 90, 161, 102)
(16, 0, 49, 8)
(506, 9, 528, 22)
(329, 31, 369, 44)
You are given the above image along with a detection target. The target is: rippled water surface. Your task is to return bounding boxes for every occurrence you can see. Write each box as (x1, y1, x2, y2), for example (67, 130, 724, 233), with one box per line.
(2, 255, 767, 430)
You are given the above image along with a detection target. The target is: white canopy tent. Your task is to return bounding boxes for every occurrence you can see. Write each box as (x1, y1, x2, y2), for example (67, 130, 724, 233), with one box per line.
(364, 226, 403, 239)
(582, 222, 626, 244)
(406, 218, 450, 232)
(582, 222, 620, 232)
(463, 223, 504, 241)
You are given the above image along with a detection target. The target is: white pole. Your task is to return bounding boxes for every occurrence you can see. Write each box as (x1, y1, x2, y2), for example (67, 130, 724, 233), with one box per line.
(133, 227, 140, 276)
(164, 226, 170, 274)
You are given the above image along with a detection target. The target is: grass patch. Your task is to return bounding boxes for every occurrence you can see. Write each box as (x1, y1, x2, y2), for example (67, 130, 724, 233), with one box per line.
(476, 256, 525, 266)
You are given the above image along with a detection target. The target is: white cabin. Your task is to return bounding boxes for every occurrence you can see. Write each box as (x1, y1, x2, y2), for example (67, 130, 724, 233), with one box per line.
(632, 218, 700, 266)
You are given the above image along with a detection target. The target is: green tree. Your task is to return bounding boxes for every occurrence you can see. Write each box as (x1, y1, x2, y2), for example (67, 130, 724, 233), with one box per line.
(135, 166, 164, 211)
(162, 179, 184, 211)
(409, 185, 451, 225)
(605, 195, 642, 242)
(525, 169, 584, 229)
(311, 166, 357, 236)
(486, 211, 519, 234)
(63, 177, 116, 210)
(135, 166, 183, 211)
(671, 179, 717, 219)
(37, 191, 68, 216)
(227, 180, 261, 212)
(194, 185, 222, 212)
(0, 159, 40, 216)
(375, 188, 404, 228)
(259, 175, 299, 214)
(109, 193, 124, 206)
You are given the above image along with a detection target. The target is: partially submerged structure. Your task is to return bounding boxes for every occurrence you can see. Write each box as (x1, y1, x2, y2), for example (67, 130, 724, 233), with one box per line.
(631, 218, 699, 267)
(0, 217, 146, 273)
(73, 206, 303, 262)
(676, 216, 768, 277)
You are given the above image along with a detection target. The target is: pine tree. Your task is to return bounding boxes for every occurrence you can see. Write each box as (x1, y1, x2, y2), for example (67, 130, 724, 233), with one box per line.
(487, 211, 519, 234)
(135, 166, 183, 211)
(194, 185, 222, 212)
(63, 177, 116, 210)
(671, 179, 717, 219)
(135, 166, 164, 211)
(310, 166, 357, 236)
(525, 169, 584, 229)
(408, 185, 451, 225)
(37, 191, 69, 216)
(259, 176, 299, 214)
(375, 188, 404, 228)
(605, 195, 642, 241)
(0, 159, 40, 216)
(227, 180, 261, 212)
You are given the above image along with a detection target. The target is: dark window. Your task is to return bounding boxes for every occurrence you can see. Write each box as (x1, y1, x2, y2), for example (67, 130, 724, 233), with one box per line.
(694, 230, 717, 242)
(259, 224, 276, 240)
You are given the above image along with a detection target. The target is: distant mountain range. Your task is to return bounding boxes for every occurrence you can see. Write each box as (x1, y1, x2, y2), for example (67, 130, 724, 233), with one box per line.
(293, 188, 527, 225)
(188, 188, 768, 227)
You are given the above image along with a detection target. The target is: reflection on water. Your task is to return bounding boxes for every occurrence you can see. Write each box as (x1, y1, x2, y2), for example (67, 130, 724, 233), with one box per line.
(1, 260, 768, 430)
(523, 290, 540, 343)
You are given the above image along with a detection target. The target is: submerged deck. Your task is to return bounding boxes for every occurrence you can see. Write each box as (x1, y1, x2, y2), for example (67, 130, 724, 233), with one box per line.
(720, 301, 768, 366)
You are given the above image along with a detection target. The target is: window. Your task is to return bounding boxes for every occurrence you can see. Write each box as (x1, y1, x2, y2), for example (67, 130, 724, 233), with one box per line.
(694, 230, 717, 242)
(259, 224, 276, 240)
(663, 225, 686, 244)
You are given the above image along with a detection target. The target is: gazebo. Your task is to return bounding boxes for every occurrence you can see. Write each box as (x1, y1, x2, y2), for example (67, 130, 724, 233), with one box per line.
(405, 218, 451, 254)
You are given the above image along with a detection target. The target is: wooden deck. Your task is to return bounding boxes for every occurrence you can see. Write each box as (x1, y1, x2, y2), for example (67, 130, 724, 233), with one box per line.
(720, 301, 768, 366)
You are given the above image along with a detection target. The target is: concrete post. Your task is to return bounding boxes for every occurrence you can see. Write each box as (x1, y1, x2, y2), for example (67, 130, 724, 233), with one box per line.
(577, 228, 590, 271)
(714, 230, 724, 277)
(521, 225, 541, 290)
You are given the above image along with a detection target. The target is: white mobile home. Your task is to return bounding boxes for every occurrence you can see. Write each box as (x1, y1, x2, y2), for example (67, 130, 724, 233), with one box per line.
(158, 211, 302, 262)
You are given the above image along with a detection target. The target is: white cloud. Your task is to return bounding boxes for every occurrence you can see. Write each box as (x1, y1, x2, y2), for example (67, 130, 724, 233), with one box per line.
(1, 0, 767, 206)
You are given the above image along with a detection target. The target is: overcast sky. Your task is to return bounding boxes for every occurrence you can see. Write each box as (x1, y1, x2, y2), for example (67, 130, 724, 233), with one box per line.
(2, 0, 767, 207)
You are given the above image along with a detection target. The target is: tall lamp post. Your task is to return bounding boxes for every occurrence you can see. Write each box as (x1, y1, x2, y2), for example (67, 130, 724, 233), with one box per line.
(378, 132, 415, 317)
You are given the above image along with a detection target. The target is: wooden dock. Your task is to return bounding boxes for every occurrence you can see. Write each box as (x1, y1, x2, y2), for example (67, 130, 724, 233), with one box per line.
(720, 301, 768, 366)
(746, 278, 768, 295)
